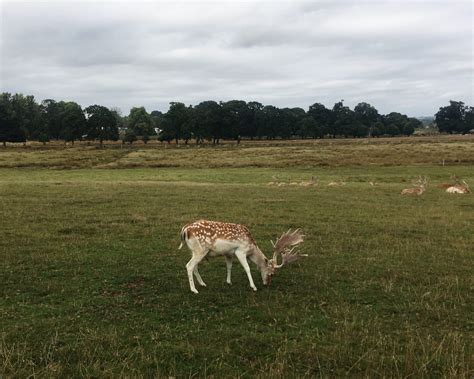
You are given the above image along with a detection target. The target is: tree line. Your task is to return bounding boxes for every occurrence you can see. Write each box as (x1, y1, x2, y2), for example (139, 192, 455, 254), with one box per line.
(1, 92, 472, 146)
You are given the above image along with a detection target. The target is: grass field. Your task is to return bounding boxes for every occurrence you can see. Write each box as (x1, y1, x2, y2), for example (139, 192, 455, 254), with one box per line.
(0, 137, 473, 377)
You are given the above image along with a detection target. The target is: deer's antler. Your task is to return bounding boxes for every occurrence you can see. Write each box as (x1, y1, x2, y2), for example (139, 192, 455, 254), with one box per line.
(271, 229, 306, 268)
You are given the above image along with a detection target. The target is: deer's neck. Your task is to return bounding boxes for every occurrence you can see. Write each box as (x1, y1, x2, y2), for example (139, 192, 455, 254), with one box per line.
(248, 245, 268, 271)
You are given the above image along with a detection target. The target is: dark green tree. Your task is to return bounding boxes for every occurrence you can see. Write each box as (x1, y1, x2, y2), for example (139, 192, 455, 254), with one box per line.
(123, 129, 137, 144)
(435, 101, 468, 134)
(60, 102, 86, 144)
(308, 103, 332, 137)
(163, 102, 189, 144)
(464, 107, 474, 133)
(41, 99, 65, 140)
(9, 94, 43, 140)
(403, 118, 422, 136)
(298, 116, 321, 138)
(382, 112, 409, 135)
(354, 102, 379, 136)
(194, 101, 222, 144)
(220, 100, 251, 143)
(0, 93, 26, 146)
(128, 107, 154, 137)
(332, 101, 361, 137)
(246, 101, 264, 140)
(157, 118, 174, 144)
(84, 105, 118, 146)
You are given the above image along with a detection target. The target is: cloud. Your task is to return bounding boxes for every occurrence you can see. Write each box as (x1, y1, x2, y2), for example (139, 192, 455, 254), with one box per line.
(0, 0, 472, 116)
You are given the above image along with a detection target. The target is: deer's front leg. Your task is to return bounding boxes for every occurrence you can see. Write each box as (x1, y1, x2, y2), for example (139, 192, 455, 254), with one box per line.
(193, 265, 206, 287)
(235, 249, 257, 291)
(225, 255, 233, 285)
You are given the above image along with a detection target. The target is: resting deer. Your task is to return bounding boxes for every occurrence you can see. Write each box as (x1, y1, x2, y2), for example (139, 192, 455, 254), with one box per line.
(401, 177, 427, 196)
(446, 180, 470, 194)
(179, 220, 306, 294)
(300, 176, 316, 187)
(327, 181, 345, 187)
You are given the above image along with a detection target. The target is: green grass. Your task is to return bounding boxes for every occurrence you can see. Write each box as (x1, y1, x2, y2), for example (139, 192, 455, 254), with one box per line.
(0, 139, 473, 377)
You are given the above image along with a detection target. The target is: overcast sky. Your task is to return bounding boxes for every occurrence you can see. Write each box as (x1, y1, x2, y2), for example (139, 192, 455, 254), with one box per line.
(1, 0, 472, 116)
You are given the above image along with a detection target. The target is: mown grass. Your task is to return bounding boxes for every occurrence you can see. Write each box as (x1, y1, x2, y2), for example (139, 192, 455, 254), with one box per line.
(0, 138, 473, 377)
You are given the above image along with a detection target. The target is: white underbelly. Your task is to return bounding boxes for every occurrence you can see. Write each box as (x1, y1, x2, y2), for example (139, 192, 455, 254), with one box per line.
(208, 239, 243, 256)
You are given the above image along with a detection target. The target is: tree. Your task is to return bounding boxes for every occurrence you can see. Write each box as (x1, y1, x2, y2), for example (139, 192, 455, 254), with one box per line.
(157, 117, 174, 144)
(194, 101, 222, 144)
(354, 102, 379, 136)
(246, 101, 264, 140)
(298, 116, 321, 138)
(123, 129, 137, 144)
(41, 99, 64, 140)
(0, 93, 26, 146)
(9, 94, 43, 140)
(278, 107, 306, 139)
(150, 110, 164, 135)
(111, 107, 125, 131)
(163, 102, 189, 144)
(403, 118, 422, 136)
(435, 101, 468, 134)
(464, 107, 474, 133)
(128, 107, 154, 137)
(371, 121, 385, 137)
(60, 102, 86, 144)
(84, 105, 118, 146)
(220, 100, 251, 143)
(382, 112, 409, 136)
(308, 103, 331, 137)
(332, 101, 360, 137)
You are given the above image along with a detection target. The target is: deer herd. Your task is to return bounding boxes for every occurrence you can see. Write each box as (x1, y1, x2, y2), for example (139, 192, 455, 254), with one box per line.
(179, 175, 469, 294)
(400, 176, 470, 195)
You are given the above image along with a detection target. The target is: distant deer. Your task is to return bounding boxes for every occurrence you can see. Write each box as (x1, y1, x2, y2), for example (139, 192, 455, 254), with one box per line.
(401, 177, 428, 196)
(438, 175, 459, 189)
(327, 180, 345, 187)
(179, 220, 306, 294)
(300, 176, 316, 187)
(267, 175, 280, 185)
(446, 180, 470, 194)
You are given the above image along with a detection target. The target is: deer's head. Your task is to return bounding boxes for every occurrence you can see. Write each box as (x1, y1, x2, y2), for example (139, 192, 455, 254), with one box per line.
(461, 180, 471, 193)
(262, 229, 306, 285)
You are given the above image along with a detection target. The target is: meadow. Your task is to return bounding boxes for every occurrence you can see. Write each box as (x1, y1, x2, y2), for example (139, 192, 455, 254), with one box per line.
(0, 136, 473, 377)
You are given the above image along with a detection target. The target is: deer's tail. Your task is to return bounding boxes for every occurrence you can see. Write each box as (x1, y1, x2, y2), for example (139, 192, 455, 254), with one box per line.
(178, 226, 187, 250)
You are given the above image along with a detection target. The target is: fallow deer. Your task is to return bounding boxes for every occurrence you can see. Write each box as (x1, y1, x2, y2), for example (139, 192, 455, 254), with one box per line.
(300, 176, 316, 187)
(446, 180, 470, 194)
(178, 220, 306, 294)
(401, 177, 427, 196)
(327, 181, 345, 187)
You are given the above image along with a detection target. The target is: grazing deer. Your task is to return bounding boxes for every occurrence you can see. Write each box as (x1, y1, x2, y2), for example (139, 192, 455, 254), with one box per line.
(178, 220, 306, 294)
(446, 180, 470, 194)
(401, 177, 428, 196)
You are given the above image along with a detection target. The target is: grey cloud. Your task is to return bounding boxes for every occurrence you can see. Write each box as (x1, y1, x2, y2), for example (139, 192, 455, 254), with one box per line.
(1, 0, 472, 116)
